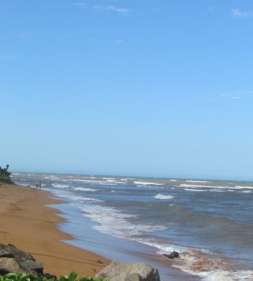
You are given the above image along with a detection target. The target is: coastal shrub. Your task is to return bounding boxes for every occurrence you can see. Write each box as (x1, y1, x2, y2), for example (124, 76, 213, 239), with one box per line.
(0, 164, 13, 184)
(0, 273, 105, 281)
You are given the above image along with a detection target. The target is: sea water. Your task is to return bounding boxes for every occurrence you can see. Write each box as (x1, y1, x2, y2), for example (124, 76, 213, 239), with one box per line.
(12, 173, 253, 281)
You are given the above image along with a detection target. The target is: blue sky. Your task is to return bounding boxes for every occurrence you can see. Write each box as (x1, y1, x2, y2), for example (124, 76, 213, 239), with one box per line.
(1, 0, 253, 180)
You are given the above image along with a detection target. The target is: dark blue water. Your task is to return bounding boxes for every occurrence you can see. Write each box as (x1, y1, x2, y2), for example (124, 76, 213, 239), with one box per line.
(12, 173, 253, 281)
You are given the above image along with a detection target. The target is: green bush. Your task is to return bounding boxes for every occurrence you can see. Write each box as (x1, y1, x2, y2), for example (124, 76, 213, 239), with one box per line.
(0, 273, 105, 281)
(0, 164, 13, 184)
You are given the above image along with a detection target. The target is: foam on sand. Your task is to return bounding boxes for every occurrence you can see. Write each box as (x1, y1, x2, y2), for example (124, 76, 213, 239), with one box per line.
(201, 270, 253, 281)
(136, 238, 187, 255)
(170, 249, 253, 281)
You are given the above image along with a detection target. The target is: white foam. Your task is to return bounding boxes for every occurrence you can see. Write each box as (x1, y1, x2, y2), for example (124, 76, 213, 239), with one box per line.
(133, 238, 245, 281)
(44, 175, 61, 180)
(49, 189, 102, 203)
(234, 185, 253, 190)
(179, 183, 253, 191)
(134, 181, 163, 186)
(241, 190, 252, 194)
(184, 188, 206, 192)
(120, 178, 130, 182)
(81, 205, 166, 239)
(17, 183, 36, 188)
(136, 238, 186, 254)
(80, 197, 103, 202)
(185, 180, 209, 183)
(70, 178, 117, 186)
(70, 179, 99, 183)
(52, 183, 70, 189)
(105, 179, 127, 185)
(170, 249, 253, 281)
(154, 194, 174, 200)
(73, 187, 97, 192)
(180, 184, 233, 190)
(201, 270, 253, 281)
(49, 190, 83, 201)
(179, 184, 217, 188)
(60, 193, 100, 202)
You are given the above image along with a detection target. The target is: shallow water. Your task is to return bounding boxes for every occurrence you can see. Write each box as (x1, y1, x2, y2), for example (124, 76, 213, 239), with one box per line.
(13, 173, 253, 280)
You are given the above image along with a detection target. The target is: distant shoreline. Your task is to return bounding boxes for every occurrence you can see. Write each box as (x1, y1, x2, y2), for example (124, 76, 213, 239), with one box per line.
(0, 183, 109, 277)
(12, 171, 253, 185)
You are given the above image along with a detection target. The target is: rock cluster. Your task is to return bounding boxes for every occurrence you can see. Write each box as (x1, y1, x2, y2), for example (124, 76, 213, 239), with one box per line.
(0, 244, 51, 277)
(0, 244, 161, 281)
(96, 262, 160, 281)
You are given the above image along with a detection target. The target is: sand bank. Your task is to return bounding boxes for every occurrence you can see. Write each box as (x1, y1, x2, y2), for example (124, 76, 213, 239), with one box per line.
(0, 183, 109, 277)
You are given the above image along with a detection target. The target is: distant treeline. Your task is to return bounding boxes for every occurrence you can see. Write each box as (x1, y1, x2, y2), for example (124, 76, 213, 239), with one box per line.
(0, 164, 13, 183)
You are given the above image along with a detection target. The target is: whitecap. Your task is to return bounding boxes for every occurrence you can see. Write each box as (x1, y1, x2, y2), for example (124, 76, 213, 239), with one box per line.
(73, 187, 97, 192)
(179, 184, 217, 188)
(184, 188, 206, 192)
(241, 190, 252, 194)
(134, 181, 163, 186)
(185, 180, 209, 183)
(234, 185, 253, 190)
(154, 194, 174, 200)
(179, 184, 236, 190)
(52, 183, 70, 189)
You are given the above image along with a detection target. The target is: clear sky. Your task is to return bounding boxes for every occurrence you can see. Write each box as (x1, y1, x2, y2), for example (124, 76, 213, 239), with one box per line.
(1, 0, 253, 180)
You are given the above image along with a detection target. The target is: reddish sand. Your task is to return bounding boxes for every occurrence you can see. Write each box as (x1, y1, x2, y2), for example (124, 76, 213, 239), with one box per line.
(0, 183, 109, 277)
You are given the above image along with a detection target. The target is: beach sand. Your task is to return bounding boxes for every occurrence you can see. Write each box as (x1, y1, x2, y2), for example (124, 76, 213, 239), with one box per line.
(0, 183, 109, 277)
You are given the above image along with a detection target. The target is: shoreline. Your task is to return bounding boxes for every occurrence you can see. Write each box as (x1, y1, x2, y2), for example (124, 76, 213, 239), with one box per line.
(9, 173, 253, 281)
(0, 183, 109, 277)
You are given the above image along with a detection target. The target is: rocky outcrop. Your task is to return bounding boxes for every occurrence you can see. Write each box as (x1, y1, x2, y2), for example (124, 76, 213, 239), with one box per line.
(96, 262, 160, 281)
(0, 244, 47, 276)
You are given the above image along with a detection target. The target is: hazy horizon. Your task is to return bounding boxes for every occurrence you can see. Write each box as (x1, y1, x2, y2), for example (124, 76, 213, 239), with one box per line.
(12, 169, 253, 183)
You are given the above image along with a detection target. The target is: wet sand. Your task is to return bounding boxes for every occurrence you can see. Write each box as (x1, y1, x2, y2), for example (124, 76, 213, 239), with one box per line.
(0, 183, 109, 277)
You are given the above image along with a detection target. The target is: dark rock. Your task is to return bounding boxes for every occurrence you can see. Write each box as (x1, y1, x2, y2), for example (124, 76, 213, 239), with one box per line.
(163, 251, 180, 259)
(96, 262, 160, 281)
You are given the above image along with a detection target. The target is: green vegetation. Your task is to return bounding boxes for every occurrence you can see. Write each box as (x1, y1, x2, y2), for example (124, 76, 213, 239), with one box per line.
(0, 164, 13, 184)
(0, 273, 105, 281)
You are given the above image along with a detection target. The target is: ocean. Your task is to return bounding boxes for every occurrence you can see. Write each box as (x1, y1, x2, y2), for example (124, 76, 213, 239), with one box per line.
(12, 173, 253, 281)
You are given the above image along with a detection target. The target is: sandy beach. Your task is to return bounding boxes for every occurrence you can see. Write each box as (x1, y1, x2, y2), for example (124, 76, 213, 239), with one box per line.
(0, 183, 109, 277)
